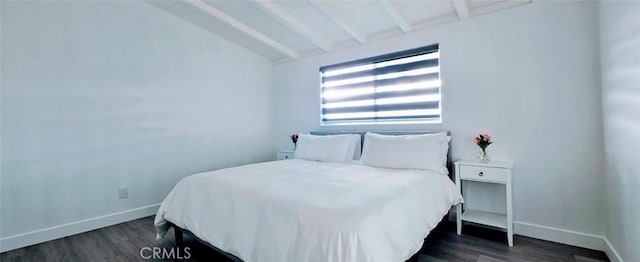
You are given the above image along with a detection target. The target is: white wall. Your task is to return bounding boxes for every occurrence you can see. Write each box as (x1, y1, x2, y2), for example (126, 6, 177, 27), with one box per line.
(599, 1, 640, 261)
(274, 1, 605, 245)
(0, 0, 273, 250)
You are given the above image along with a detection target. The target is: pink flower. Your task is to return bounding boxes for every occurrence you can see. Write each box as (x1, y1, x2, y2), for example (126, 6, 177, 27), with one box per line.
(474, 133, 493, 148)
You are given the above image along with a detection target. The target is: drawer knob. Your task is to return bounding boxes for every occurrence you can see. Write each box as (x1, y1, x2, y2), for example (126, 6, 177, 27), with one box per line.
(479, 171, 484, 176)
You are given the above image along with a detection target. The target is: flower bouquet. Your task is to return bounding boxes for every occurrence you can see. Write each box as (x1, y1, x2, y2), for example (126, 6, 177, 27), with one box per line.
(290, 133, 299, 150)
(473, 133, 493, 163)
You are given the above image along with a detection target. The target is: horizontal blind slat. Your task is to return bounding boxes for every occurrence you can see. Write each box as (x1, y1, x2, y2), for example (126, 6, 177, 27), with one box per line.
(322, 101, 440, 115)
(323, 67, 438, 88)
(323, 94, 440, 109)
(322, 73, 439, 90)
(323, 109, 440, 120)
(322, 115, 441, 123)
(322, 59, 438, 82)
(322, 87, 439, 103)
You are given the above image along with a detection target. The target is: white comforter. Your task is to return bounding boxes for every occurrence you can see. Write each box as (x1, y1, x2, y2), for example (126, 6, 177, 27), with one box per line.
(155, 159, 463, 262)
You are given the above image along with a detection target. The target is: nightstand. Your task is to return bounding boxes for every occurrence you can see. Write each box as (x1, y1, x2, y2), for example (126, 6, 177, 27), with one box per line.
(455, 159, 514, 246)
(276, 150, 294, 160)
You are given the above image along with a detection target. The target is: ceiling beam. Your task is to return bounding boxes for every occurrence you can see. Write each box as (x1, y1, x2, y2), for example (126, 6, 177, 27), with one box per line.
(185, 0, 299, 59)
(252, 0, 332, 51)
(470, 0, 532, 17)
(378, 0, 411, 33)
(452, 0, 470, 19)
(309, 0, 367, 44)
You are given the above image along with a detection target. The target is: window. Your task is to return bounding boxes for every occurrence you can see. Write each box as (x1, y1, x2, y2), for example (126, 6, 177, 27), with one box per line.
(320, 44, 441, 125)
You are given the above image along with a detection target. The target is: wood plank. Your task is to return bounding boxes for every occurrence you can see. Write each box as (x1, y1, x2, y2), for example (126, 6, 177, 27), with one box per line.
(0, 216, 610, 262)
(251, 0, 332, 51)
(378, 0, 412, 32)
(309, 0, 367, 43)
(452, 0, 470, 19)
(185, 0, 299, 59)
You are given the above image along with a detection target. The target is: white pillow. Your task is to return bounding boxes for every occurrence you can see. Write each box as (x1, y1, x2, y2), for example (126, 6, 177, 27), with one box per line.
(294, 134, 353, 162)
(348, 134, 362, 160)
(360, 132, 448, 173)
(440, 136, 451, 174)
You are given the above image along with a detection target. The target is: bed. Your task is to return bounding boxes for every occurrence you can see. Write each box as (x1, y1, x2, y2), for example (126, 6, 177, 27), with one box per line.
(154, 131, 463, 262)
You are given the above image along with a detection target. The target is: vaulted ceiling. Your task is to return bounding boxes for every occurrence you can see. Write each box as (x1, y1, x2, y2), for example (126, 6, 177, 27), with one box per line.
(150, 0, 531, 64)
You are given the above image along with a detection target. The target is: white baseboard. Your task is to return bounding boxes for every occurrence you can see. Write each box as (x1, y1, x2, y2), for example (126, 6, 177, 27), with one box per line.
(445, 211, 619, 261)
(603, 237, 623, 262)
(0, 203, 160, 253)
(514, 221, 604, 251)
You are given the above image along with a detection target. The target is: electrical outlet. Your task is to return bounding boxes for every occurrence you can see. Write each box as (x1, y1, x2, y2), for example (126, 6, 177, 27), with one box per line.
(118, 187, 128, 199)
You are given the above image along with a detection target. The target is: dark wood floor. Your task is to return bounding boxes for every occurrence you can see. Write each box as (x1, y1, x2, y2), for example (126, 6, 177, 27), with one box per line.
(0, 216, 609, 262)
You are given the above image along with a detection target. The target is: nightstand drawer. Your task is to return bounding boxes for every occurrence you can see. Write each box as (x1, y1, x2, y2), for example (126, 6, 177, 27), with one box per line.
(459, 165, 507, 183)
(277, 151, 294, 160)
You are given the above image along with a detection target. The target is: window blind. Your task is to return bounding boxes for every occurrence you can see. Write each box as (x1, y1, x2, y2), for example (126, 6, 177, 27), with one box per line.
(320, 44, 441, 125)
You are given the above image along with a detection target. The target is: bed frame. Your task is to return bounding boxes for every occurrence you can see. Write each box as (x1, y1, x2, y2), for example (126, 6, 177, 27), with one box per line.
(169, 130, 452, 261)
(170, 221, 244, 261)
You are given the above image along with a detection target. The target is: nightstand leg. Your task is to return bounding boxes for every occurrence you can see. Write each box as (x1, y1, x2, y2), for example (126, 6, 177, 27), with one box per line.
(456, 203, 462, 235)
(506, 176, 513, 247)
